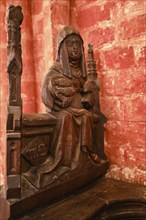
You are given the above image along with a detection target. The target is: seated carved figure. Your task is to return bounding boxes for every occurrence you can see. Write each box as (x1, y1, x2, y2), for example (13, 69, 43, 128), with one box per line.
(23, 26, 106, 189)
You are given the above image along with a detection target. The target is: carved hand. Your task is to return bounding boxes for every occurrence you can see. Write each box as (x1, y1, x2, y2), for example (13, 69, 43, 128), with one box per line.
(83, 79, 99, 93)
(82, 93, 95, 109)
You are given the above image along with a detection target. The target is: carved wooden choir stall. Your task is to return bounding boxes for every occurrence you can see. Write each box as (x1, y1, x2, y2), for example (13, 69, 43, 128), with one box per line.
(0, 5, 146, 220)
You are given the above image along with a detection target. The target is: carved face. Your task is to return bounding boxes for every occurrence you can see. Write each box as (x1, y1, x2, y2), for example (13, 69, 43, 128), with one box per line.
(66, 34, 82, 59)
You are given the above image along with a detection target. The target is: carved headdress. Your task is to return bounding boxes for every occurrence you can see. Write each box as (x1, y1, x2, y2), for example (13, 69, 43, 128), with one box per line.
(56, 26, 87, 79)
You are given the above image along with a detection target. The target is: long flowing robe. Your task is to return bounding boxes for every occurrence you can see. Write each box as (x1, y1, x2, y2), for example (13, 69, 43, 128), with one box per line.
(40, 62, 97, 175)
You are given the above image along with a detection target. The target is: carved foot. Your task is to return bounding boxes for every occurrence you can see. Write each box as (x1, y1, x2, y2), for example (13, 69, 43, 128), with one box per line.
(89, 152, 101, 164)
(81, 145, 102, 164)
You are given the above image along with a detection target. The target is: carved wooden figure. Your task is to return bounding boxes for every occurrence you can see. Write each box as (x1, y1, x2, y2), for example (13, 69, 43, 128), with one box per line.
(21, 27, 108, 190)
(0, 5, 109, 219)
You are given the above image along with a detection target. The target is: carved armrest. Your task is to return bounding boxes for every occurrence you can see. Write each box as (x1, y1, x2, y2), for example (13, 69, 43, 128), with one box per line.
(23, 113, 57, 126)
(22, 113, 57, 135)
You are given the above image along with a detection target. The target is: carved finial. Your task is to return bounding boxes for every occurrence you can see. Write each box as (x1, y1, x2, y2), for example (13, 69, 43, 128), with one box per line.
(7, 5, 23, 74)
(7, 5, 23, 107)
(7, 5, 23, 25)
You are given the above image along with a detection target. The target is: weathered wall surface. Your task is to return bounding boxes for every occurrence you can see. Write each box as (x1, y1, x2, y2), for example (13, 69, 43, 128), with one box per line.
(31, 0, 70, 112)
(71, 0, 146, 184)
(0, 0, 145, 186)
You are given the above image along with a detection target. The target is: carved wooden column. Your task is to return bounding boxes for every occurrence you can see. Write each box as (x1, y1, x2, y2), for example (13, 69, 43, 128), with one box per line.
(87, 44, 101, 113)
(86, 44, 107, 160)
(6, 5, 23, 199)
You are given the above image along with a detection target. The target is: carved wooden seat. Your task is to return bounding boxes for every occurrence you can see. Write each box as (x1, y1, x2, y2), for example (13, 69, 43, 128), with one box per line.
(1, 6, 108, 217)
(0, 4, 108, 214)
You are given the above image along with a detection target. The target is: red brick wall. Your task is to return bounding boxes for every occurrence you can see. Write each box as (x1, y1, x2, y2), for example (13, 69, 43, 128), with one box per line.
(31, 0, 70, 112)
(71, 0, 146, 184)
(0, 0, 145, 186)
